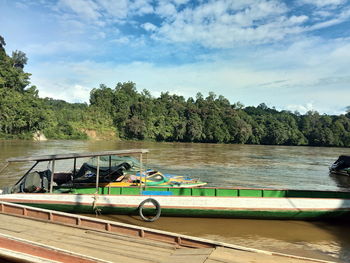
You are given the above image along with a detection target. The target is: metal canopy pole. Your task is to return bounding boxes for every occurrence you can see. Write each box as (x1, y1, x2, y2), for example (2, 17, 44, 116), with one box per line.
(14, 161, 38, 186)
(73, 158, 77, 178)
(107, 155, 112, 195)
(95, 157, 100, 193)
(49, 159, 55, 193)
(143, 154, 147, 192)
(139, 153, 144, 194)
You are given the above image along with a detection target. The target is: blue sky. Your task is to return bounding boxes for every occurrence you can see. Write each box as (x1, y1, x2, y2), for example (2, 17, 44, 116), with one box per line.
(1, 0, 350, 114)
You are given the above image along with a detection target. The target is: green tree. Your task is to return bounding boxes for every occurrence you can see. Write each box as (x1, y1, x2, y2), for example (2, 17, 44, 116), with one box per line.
(0, 40, 30, 91)
(90, 84, 114, 115)
(113, 81, 139, 138)
(0, 35, 5, 50)
(11, 50, 27, 69)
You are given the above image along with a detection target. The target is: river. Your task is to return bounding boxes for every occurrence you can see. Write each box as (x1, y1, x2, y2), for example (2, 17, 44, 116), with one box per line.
(0, 140, 350, 262)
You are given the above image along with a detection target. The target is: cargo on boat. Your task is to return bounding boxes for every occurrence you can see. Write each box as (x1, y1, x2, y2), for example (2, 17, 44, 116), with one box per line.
(1, 149, 350, 221)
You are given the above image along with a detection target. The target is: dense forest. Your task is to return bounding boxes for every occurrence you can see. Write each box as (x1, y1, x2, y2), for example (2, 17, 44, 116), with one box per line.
(1, 36, 350, 146)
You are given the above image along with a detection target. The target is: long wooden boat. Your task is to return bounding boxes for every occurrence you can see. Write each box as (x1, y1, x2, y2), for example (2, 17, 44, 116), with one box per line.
(1, 149, 350, 221)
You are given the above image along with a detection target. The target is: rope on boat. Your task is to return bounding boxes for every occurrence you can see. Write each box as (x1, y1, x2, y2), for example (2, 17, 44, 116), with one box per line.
(92, 194, 101, 216)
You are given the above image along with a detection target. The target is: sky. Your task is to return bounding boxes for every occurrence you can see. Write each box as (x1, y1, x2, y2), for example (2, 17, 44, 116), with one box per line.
(1, 0, 350, 114)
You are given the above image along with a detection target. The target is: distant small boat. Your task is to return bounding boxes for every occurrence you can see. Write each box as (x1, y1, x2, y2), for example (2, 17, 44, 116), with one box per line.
(330, 155, 350, 176)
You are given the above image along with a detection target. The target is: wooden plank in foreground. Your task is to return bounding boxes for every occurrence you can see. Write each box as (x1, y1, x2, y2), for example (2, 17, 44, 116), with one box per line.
(0, 213, 175, 263)
(205, 247, 326, 263)
(0, 202, 337, 263)
(0, 233, 100, 263)
(160, 248, 215, 263)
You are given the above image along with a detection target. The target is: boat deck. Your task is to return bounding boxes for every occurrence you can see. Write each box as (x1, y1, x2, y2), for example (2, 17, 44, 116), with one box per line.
(0, 213, 177, 262)
(0, 203, 335, 263)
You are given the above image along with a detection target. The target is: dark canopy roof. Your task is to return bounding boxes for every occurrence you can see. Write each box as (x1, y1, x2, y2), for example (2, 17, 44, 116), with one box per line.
(332, 155, 350, 170)
(6, 149, 149, 163)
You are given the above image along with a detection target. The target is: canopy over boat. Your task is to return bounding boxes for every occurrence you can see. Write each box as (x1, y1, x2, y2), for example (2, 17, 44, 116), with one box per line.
(6, 149, 149, 163)
(77, 155, 142, 178)
(2, 149, 151, 194)
(2, 149, 206, 195)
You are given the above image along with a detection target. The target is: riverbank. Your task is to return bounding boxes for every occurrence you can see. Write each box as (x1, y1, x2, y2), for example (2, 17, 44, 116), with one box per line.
(0, 128, 117, 141)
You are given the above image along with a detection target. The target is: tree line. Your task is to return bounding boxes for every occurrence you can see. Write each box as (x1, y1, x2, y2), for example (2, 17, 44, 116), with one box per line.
(1, 36, 350, 146)
(88, 83, 350, 146)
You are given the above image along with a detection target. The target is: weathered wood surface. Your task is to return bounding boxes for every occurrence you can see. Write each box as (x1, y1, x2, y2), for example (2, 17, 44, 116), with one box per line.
(0, 214, 174, 262)
(161, 247, 336, 263)
(0, 214, 335, 263)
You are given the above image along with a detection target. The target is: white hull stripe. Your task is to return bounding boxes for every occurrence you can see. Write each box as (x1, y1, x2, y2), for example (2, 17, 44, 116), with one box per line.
(1, 194, 350, 210)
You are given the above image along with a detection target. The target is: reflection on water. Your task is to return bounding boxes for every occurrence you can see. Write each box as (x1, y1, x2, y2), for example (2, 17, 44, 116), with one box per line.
(0, 140, 350, 262)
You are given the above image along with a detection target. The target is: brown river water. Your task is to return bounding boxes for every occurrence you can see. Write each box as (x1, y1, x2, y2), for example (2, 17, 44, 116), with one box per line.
(0, 140, 350, 262)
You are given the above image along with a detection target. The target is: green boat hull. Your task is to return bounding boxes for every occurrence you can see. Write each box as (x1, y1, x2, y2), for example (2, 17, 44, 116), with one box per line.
(14, 202, 350, 220)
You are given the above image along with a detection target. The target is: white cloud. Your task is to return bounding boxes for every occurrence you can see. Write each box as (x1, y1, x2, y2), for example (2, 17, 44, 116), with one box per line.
(155, 2, 177, 18)
(46, 0, 350, 49)
(330, 40, 350, 60)
(36, 79, 90, 103)
(28, 35, 350, 114)
(298, 0, 346, 7)
(308, 6, 350, 30)
(110, 36, 130, 44)
(288, 15, 309, 24)
(130, 0, 154, 15)
(95, 0, 128, 19)
(286, 103, 314, 114)
(70, 84, 91, 102)
(57, 0, 101, 22)
(151, 0, 311, 48)
(25, 41, 92, 55)
(8, 0, 350, 115)
(142, 22, 157, 31)
(15, 1, 30, 9)
(55, 0, 154, 27)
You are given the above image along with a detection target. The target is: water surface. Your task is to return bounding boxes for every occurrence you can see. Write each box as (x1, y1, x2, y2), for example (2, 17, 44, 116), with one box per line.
(0, 140, 349, 262)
